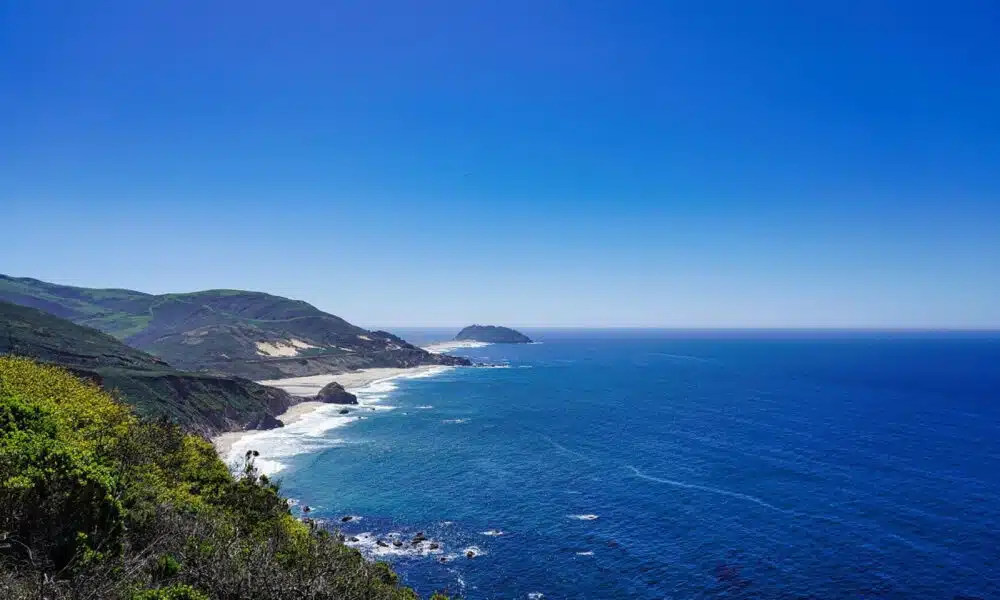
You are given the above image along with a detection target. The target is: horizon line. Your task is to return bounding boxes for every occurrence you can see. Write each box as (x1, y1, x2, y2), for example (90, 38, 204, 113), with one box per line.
(381, 326, 1000, 333)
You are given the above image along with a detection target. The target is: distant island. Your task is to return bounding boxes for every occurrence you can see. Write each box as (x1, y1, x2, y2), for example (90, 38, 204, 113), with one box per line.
(455, 324, 532, 344)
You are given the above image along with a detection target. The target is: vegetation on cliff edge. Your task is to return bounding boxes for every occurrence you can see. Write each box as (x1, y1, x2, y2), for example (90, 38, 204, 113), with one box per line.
(0, 357, 439, 599)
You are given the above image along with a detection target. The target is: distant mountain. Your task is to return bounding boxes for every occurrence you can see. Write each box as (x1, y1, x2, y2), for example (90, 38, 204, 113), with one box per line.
(455, 325, 532, 344)
(0, 300, 296, 436)
(0, 274, 469, 380)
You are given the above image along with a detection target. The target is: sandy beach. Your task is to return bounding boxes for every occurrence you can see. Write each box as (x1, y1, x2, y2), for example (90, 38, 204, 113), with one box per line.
(257, 366, 442, 397)
(212, 365, 445, 457)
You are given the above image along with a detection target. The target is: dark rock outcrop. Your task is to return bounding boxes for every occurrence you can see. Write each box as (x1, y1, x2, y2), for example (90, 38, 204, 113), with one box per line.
(246, 412, 283, 430)
(455, 324, 532, 344)
(316, 381, 358, 404)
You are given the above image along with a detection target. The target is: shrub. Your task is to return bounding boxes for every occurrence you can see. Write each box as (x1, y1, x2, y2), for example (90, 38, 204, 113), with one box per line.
(133, 584, 210, 600)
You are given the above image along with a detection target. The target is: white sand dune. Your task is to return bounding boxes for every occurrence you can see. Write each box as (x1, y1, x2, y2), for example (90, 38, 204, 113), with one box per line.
(255, 339, 321, 357)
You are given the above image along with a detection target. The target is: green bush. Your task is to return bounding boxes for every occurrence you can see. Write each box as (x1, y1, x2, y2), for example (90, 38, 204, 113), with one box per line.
(133, 584, 210, 600)
(0, 357, 422, 599)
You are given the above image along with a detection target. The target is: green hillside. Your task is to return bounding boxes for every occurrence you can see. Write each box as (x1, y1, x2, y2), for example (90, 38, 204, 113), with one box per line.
(0, 301, 294, 435)
(0, 357, 433, 600)
(0, 275, 468, 380)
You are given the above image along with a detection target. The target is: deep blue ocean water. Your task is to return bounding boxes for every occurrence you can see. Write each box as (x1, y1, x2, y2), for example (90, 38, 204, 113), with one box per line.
(257, 330, 1000, 599)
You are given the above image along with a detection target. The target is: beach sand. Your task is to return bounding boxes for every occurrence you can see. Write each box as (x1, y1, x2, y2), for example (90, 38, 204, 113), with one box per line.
(212, 365, 443, 456)
(257, 366, 441, 397)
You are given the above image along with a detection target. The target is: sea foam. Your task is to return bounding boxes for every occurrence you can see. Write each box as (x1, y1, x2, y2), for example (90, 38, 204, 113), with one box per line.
(344, 532, 445, 559)
(423, 340, 492, 354)
(224, 368, 452, 475)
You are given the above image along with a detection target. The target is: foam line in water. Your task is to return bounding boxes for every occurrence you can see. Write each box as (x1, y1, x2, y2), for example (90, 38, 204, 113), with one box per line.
(625, 466, 789, 514)
(648, 352, 711, 362)
(540, 435, 593, 462)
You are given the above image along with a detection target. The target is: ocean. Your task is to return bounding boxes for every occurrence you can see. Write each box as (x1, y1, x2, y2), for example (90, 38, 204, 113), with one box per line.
(235, 330, 1000, 599)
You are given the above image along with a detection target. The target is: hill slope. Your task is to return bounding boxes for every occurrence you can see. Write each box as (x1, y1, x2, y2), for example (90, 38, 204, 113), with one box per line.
(0, 274, 469, 380)
(0, 300, 295, 435)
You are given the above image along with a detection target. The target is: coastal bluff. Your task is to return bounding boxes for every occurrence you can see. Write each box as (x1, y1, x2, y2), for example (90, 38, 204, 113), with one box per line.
(455, 325, 532, 344)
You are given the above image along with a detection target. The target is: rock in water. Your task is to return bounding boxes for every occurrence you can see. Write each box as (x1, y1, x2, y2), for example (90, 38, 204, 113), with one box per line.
(455, 325, 532, 344)
(316, 381, 358, 405)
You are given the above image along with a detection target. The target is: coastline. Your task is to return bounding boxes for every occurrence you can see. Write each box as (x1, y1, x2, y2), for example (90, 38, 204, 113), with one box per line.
(212, 364, 449, 459)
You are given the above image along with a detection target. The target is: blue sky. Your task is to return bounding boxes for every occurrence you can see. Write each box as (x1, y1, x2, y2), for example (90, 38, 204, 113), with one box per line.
(2, 1, 998, 328)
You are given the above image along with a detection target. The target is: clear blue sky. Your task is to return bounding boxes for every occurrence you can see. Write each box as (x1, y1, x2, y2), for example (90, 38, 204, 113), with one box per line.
(2, 1, 998, 328)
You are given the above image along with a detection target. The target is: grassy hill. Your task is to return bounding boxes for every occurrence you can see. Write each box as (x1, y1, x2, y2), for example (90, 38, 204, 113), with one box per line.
(0, 274, 469, 380)
(0, 301, 295, 436)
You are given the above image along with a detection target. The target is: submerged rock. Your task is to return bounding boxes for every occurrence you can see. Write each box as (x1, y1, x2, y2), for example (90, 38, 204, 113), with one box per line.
(338, 408, 350, 414)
